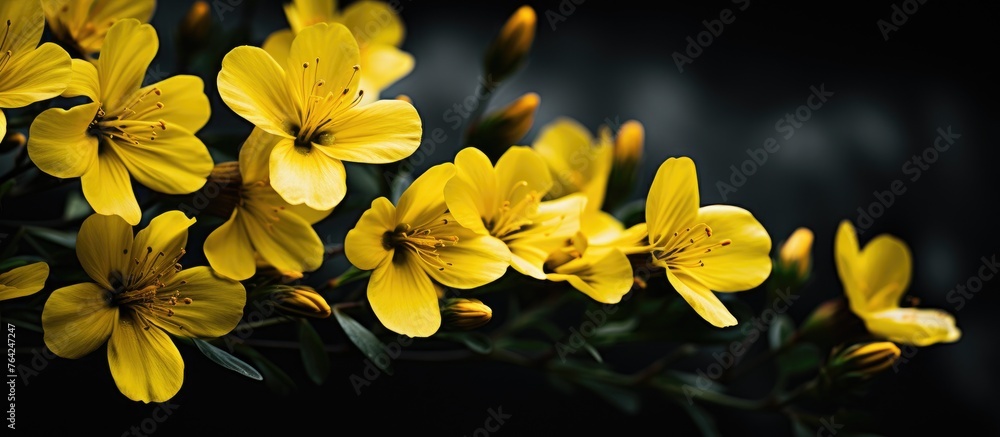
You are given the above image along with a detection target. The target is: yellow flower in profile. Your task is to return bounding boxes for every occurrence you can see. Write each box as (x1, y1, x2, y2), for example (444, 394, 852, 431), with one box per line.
(218, 22, 421, 210)
(43, 0, 155, 59)
(204, 128, 332, 280)
(544, 233, 634, 304)
(445, 146, 585, 280)
(41, 211, 246, 403)
(0, 262, 49, 302)
(262, 0, 413, 104)
(532, 117, 613, 209)
(0, 1, 72, 139)
(345, 163, 510, 337)
(28, 19, 213, 226)
(642, 157, 772, 327)
(835, 221, 961, 346)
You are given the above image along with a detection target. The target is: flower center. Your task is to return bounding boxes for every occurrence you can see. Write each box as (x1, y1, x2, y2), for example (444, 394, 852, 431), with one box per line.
(384, 217, 459, 271)
(487, 181, 540, 241)
(651, 224, 731, 270)
(0, 20, 13, 72)
(111, 246, 193, 331)
(88, 87, 167, 145)
(295, 59, 363, 145)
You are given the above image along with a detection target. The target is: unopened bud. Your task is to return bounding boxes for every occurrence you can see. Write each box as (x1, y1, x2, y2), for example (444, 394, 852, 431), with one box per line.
(441, 298, 493, 330)
(604, 119, 644, 210)
(826, 341, 901, 383)
(467, 92, 539, 150)
(483, 5, 536, 82)
(269, 285, 332, 319)
(778, 227, 813, 282)
(0, 131, 26, 154)
(179, 1, 211, 48)
(395, 94, 412, 104)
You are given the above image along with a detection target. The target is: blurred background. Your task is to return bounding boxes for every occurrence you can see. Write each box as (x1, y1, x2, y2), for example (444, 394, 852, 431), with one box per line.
(7, 0, 999, 435)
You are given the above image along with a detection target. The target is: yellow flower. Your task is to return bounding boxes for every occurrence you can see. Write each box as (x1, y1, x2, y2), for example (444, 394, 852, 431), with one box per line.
(834, 220, 961, 346)
(218, 22, 422, 210)
(262, 0, 413, 104)
(28, 19, 213, 226)
(445, 146, 585, 280)
(345, 163, 510, 337)
(778, 227, 814, 281)
(204, 128, 332, 280)
(532, 117, 613, 209)
(642, 157, 772, 327)
(41, 211, 245, 403)
(0, 262, 49, 302)
(545, 239, 634, 304)
(0, 1, 72, 139)
(43, 0, 155, 59)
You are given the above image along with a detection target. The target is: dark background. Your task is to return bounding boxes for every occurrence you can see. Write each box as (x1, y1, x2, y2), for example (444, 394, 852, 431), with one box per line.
(6, 0, 999, 435)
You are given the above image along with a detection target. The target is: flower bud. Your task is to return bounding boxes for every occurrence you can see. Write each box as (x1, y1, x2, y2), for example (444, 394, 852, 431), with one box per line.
(483, 6, 536, 82)
(268, 285, 332, 319)
(467, 92, 539, 150)
(826, 341, 901, 383)
(778, 227, 814, 282)
(441, 298, 493, 330)
(605, 120, 644, 209)
(179, 1, 211, 48)
(395, 94, 413, 104)
(0, 131, 26, 154)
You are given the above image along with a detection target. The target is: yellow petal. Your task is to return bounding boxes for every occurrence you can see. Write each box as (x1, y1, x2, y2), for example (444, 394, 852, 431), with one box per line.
(319, 99, 421, 164)
(142, 75, 211, 133)
(285, 22, 359, 108)
(0, 0, 44, 56)
(532, 117, 595, 198)
(27, 102, 99, 178)
(81, 147, 141, 225)
(368, 257, 441, 337)
(690, 205, 772, 292)
(41, 282, 118, 359)
(548, 248, 633, 304)
(340, 1, 405, 47)
(151, 266, 246, 338)
(262, 28, 293, 64)
(132, 211, 195, 261)
(856, 235, 912, 313)
(614, 223, 651, 256)
(0, 262, 49, 301)
(444, 147, 497, 234)
(495, 146, 553, 210)
(667, 270, 737, 328)
(395, 163, 455, 228)
(580, 210, 625, 246)
(357, 44, 413, 94)
(345, 197, 395, 270)
(77, 212, 134, 289)
(0, 43, 71, 107)
(285, 0, 336, 34)
(97, 19, 157, 111)
(87, 0, 156, 43)
(243, 204, 325, 275)
(204, 210, 257, 280)
(218, 46, 297, 137)
(424, 224, 510, 289)
(863, 308, 961, 347)
(269, 138, 347, 210)
(286, 202, 334, 225)
(507, 194, 584, 280)
(111, 124, 212, 195)
(646, 157, 699, 246)
(63, 58, 100, 100)
(0, 110, 5, 139)
(108, 317, 184, 403)
(238, 127, 280, 183)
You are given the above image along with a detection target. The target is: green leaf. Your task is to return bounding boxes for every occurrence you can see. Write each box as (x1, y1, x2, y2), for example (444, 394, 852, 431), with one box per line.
(769, 314, 795, 350)
(237, 346, 297, 396)
(437, 331, 493, 354)
(582, 342, 603, 363)
(333, 307, 394, 375)
(577, 379, 640, 415)
(63, 191, 92, 221)
(594, 318, 638, 337)
(677, 401, 721, 437)
(298, 319, 331, 385)
(332, 266, 372, 288)
(192, 338, 263, 380)
(23, 226, 77, 249)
